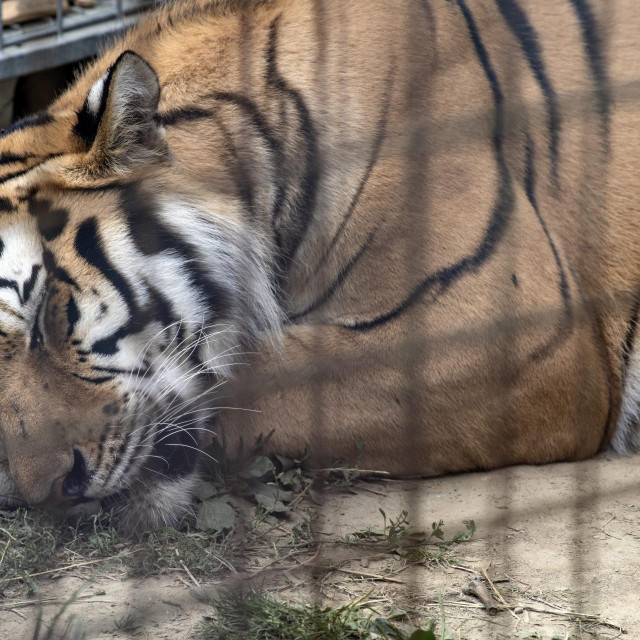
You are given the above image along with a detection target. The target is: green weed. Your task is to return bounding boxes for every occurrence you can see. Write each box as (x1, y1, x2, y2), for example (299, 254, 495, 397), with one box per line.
(197, 590, 439, 640)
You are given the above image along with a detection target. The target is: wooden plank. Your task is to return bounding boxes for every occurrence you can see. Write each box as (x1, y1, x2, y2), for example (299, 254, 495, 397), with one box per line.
(2, 0, 69, 26)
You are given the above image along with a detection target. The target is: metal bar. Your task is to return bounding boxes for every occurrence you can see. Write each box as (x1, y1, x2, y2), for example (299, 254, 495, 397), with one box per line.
(0, 7, 149, 80)
(2, 0, 151, 49)
(117, 0, 124, 23)
(4, 10, 119, 48)
(56, 0, 64, 38)
(0, 0, 4, 53)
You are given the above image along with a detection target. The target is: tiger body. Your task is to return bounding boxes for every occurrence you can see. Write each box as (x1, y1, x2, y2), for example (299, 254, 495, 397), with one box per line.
(0, 0, 639, 529)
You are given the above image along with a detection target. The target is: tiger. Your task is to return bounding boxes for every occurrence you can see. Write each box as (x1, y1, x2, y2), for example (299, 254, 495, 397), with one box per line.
(0, 0, 638, 531)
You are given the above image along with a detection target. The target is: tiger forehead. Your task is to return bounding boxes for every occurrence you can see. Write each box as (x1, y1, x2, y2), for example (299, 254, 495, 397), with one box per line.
(0, 111, 80, 177)
(0, 181, 122, 229)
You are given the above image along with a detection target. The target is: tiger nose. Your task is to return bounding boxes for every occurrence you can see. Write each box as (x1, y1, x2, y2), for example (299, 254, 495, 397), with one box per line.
(50, 449, 89, 504)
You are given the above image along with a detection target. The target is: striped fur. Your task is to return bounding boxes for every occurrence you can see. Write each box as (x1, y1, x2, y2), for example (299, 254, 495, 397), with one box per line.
(0, 0, 639, 529)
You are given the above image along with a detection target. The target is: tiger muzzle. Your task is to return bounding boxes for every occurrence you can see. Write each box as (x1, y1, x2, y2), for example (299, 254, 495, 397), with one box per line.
(0, 356, 122, 507)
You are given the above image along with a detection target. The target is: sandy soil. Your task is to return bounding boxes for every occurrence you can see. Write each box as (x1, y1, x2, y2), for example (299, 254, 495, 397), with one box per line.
(2, 453, 639, 639)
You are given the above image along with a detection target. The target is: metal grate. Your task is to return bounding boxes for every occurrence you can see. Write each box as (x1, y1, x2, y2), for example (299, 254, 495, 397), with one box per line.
(0, 0, 154, 80)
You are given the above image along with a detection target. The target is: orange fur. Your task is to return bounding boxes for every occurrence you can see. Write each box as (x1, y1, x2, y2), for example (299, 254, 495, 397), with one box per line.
(0, 0, 638, 520)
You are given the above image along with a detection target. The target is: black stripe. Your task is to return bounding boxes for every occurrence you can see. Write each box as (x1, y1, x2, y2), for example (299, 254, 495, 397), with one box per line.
(209, 91, 286, 235)
(121, 183, 230, 323)
(66, 295, 80, 338)
(495, 0, 561, 186)
(344, 0, 514, 331)
(523, 135, 573, 363)
(29, 198, 69, 241)
(0, 153, 34, 166)
(0, 237, 3, 259)
(209, 92, 282, 154)
(91, 365, 146, 376)
(313, 72, 393, 274)
(147, 282, 175, 329)
(72, 373, 115, 385)
(65, 182, 125, 194)
(568, 0, 610, 148)
(0, 167, 37, 186)
(266, 16, 320, 269)
(0, 278, 20, 298)
(212, 111, 255, 215)
(43, 249, 80, 290)
(93, 430, 109, 478)
(22, 264, 41, 305)
(0, 198, 15, 213)
(75, 217, 139, 355)
(157, 107, 212, 126)
(29, 298, 45, 350)
(0, 154, 63, 186)
(101, 430, 132, 487)
(289, 231, 376, 321)
(0, 112, 53, 139)
(75, 217, 135, 309)
(159, 94, 284, 223)
(119, 424, 151, 479)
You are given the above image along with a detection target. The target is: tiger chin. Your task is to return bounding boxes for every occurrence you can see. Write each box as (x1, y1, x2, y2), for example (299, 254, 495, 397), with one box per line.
(2, 0, 640, 533)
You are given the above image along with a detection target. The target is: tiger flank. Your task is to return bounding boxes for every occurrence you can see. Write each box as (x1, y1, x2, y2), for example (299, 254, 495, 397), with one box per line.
(0, 0, 638, 530)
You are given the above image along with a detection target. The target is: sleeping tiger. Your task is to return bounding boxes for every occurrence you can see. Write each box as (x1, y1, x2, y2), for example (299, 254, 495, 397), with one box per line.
(0, 0, 638, 530)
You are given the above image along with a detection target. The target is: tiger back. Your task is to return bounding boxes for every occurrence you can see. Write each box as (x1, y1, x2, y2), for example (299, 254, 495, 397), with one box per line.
(0, 0, 638, 530)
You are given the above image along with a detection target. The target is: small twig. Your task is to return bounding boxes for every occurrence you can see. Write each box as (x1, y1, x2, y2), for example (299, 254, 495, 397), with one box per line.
(288, 482, 313, 509)
(318, 468, 391, 476)
(8, 608, 26, 620)
(422, 599, 485, 610)
(598, 514, 622, 540)
(209, 550, 237, 574)
(179, 560, 201, 588)
(1, 556, 121, 583)
(0, 527, 17, 542)
(527, 595, 565, 611)
(290, 548, 321, 570)
(516, 604, 626, 633)
(358, 486, 388, 497)
(333, 567, 405, 584)
(481, 566, 517, 619)
(449, 563, 477, 574)
(0, 537, 11, 569)
(251, 548, 309, 576)
(176, 574, 192, 589)
(0, 596, 113, 611)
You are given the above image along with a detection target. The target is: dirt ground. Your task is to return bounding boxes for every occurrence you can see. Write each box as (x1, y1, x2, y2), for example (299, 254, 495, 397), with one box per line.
(2, 453, 640, 639)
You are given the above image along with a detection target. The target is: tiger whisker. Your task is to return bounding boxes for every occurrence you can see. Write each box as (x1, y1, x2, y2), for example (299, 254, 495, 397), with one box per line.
(162, 442, 219, 463)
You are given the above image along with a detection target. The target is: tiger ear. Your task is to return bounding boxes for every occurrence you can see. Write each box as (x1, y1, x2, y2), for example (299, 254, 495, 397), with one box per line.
(73, 51, 165, 171)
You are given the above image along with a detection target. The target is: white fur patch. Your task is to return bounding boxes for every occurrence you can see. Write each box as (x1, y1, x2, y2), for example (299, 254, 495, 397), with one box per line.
(118, 472, 199, 532)
(0, 461, 23, 508)
(87, 73, 107, 115)
(612, 344, 640, 452)
(0, 219, 44, 331)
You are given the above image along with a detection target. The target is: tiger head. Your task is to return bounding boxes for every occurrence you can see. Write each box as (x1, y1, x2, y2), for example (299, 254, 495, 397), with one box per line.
(0, 52, 281, 530)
